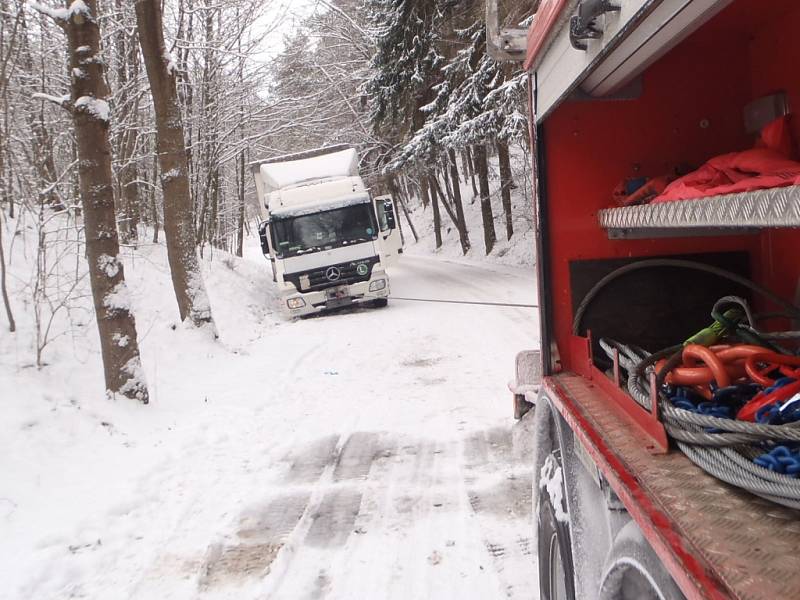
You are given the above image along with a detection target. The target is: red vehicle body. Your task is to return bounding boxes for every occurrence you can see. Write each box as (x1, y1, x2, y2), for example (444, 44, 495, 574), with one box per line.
(513, 0, 800, 598)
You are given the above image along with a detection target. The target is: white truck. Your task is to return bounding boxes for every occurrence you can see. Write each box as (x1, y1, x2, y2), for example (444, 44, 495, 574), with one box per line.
(250, 145, 402, 317)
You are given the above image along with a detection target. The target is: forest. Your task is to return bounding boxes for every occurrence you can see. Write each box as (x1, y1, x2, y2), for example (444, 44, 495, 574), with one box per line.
(0, 0, 536, 398)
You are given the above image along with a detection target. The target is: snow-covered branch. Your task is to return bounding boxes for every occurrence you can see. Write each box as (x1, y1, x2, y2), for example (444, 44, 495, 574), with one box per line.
(31, 92, 71, 109)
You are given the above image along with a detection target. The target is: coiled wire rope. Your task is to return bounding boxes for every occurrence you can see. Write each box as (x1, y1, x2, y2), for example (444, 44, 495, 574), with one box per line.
(577, 259, 800, 509)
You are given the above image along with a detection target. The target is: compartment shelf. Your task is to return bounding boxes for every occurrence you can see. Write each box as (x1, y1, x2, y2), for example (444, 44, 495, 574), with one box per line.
(598, 184, 800, 239)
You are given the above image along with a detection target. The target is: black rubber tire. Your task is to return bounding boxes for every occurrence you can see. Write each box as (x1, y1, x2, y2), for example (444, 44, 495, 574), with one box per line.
(600, 521, 685, 600)
(538, 454, 576, 600)
(370, 298, 388, 308)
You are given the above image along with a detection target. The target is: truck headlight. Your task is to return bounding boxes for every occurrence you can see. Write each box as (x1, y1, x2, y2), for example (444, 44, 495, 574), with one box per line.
(287, 297, 306, 309)
(369, 279, 386, 292)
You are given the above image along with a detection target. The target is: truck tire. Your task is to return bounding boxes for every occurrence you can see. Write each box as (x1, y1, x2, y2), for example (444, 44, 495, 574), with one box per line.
(370, 298, 388, 308)
(538, 452, 576, 600)
(599, 521, 685, 600)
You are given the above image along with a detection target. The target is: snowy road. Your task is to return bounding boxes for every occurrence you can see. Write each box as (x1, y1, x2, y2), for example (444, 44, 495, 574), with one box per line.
(2, 251, 540, 600)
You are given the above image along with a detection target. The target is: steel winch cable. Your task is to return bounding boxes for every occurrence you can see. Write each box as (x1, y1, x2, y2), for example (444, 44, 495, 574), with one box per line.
(584, 260, 800, 509)
(390, 296, 538, 308)
(599, 336, 800, 509)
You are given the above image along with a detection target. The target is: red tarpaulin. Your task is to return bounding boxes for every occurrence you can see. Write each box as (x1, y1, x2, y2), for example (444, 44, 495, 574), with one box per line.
(653, 116, 800, 203)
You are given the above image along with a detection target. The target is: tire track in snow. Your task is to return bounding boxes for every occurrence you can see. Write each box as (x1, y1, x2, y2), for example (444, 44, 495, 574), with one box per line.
(284, 434, 340, 483)
(127, 425, 285, 598)
(256, 430, 357, 598)
(304, 488, 364, 548)
(321, 435, 467, 600)
(197, 491, 314, 593)
(333, 431, 383, 482)
(462, 425, 536, 599)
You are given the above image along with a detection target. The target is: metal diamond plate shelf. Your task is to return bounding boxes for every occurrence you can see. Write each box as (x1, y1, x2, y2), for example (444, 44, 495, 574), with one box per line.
(552, 373, 800, 600)
(599, 185, 800, 235)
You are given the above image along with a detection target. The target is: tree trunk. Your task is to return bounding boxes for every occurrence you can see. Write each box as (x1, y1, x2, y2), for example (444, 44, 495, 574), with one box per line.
(64, 1, 148, 402)
(428, 175, 442, 249)
(466, 146, 478, 201)
(70, 136, 80, 213)
(497, 140, 514, 241)
(235, 20, 246, 259)
(441, 163, 454, 202)
(473, 144, 496, 255)
(429, 175, 458, 229)
(114, 4, 141, 244)
(150, 149, 159, 243)
(0, 210, 15, 332)
(386, 176, 405, 245)
(394, 191, 419, 243)
(135, 0, 214, 329)
(18, 8, 64, 211)
(419, 173, 431, 209)
(401, 176, 413, 205)
(460, 151, 470, 184)
(236, 148, 245, 257)
(448, 149, 470, 255)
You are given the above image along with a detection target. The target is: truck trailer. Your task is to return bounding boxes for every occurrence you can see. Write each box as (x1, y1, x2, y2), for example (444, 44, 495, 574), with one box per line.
(250, 146, 401, 317)
(496, 0, 800, 598)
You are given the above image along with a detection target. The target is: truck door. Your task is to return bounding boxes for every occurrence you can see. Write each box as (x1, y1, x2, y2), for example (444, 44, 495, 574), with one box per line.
(258, 220, 278, 282)
(374, 195, 402, 267)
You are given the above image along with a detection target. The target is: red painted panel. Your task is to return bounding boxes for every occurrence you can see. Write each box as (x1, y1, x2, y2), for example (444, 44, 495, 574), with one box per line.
(524, 0, 568, 71)
(747, 2, 800, 304)
(542, 0, 800, 370)
(544, 376, 730, 600)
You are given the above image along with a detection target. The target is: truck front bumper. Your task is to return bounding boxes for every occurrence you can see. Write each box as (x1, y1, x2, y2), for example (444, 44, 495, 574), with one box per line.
(281, 275, 390, 317)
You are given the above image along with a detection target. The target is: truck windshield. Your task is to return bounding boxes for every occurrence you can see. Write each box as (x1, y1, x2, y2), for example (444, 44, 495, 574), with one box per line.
(271, 202, 377, 258)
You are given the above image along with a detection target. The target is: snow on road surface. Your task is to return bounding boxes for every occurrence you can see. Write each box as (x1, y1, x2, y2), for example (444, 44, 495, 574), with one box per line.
(1, 243, 540, 600)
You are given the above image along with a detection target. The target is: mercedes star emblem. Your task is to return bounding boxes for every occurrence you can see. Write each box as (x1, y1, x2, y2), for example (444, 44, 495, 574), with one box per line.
(325, 266, 341, 282)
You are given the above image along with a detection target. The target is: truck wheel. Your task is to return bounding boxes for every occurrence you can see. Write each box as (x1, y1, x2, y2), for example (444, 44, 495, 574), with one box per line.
(538, 452, 576, 600)
(370, 298, 388, 308)
(599, 521, 685, 600)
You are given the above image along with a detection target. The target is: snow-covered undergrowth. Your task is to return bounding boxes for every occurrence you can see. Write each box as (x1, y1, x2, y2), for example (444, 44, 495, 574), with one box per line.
(1, 215, 280, 598)
(403, 151, 536, 268)
(1, 212, 539, 599)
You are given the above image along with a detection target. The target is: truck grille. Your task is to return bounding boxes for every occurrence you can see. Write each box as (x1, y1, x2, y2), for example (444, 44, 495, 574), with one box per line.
(283, 256, 380, 292)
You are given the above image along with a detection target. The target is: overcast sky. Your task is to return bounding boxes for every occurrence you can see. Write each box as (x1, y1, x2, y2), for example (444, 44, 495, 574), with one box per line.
(255, 0, 320, 63)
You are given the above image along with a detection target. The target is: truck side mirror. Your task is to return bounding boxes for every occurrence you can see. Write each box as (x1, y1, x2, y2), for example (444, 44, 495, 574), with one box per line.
(258, 221, 270, 257)
(384, 199, 397, 230)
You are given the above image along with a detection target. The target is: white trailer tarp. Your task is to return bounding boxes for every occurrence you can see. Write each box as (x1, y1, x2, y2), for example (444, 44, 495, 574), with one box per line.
(260, 148, 359, 194)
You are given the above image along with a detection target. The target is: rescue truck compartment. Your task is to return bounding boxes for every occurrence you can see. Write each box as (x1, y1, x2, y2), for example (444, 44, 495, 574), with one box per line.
(528, 1, 800, 597)
(539, 0, 800, 374)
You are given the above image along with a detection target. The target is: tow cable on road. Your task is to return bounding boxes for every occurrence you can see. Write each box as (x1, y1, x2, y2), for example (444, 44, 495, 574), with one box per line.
(390, 296, 538, 308)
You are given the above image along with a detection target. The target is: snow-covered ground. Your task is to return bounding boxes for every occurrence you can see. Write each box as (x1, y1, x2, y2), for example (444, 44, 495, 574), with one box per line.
(403, 152, 537, 269)
(1, 222, 540, 599)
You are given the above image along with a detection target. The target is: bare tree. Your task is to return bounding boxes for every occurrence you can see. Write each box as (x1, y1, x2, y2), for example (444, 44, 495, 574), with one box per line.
(30, 0, 148, 402)
(111, 0, 142, 245)
(134, 0, 214, 329)
(0, 209, 14, 332)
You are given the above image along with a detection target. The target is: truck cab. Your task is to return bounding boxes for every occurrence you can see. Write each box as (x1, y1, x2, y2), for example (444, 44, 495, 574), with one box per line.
(499, 0, 800, 598)
(251, 146, 400, 316)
